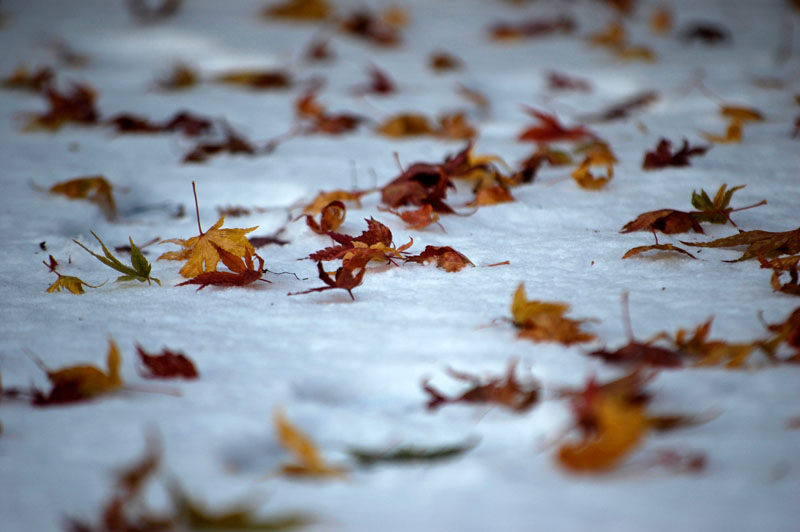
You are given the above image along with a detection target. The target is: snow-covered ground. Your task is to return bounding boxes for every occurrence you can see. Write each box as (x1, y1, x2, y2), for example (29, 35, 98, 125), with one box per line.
(1, 0, 799, 530)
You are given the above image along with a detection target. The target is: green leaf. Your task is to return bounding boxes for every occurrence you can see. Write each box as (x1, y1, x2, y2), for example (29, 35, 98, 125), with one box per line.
(74, 232, 160, 285)
(690, 184, 745, 224)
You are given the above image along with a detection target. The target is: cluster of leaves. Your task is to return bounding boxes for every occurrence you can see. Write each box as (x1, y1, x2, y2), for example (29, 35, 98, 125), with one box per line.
(621, 184, 766, 259)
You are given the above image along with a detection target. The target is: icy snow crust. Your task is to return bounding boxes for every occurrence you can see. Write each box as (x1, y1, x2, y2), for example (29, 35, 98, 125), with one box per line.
(0, 0, 799, 531)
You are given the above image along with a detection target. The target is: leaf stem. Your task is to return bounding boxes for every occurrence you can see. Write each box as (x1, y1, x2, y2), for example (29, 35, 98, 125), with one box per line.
(192, 181, 203, 235)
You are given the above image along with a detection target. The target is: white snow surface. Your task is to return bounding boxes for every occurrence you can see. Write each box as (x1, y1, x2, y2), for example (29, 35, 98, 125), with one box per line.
(1, 0, 799, 531)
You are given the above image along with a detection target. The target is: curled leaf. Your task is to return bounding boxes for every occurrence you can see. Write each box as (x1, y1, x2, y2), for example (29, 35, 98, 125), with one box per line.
(49, 175, 116, 220)
(622, 244, 697, 260)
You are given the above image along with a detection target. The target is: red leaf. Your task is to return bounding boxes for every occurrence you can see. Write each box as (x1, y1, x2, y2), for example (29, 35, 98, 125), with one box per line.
(136, 345, 198, 379)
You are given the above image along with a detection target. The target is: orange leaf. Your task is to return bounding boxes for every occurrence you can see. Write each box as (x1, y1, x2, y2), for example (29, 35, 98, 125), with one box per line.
(273, 409, 347, 478)
(35, 338, 123, 405)
(49, 175, 116, 220)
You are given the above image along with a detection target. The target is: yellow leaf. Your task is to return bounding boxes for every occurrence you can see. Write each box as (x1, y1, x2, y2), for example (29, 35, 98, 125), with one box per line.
(273, 409, 347, 479)
(376, 113, 434, 137)
(511, 283, 569, 327)
(700, 119, 742, 143)
(159, 215, 257, 278)
(49, 175, 116, 220)
(511, 284, 595, 345)
(39, 339, 123, 403)
(46, 273, 104, 294)
(720, 105, 763, 123)
(558, 393, 648, 472)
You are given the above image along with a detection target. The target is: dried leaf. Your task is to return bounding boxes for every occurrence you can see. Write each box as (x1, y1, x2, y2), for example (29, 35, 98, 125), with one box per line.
(136, 345, 198, 379)
(581, 91, 658, 122)
(74, 232, 161, 285)
(590, 338, 683, 368)
(468, 183, 516, 205)
(682, 227, 800, 262)
(381, 158, 455, 213)
(2, 65, 53, 92)
(429, 51, 462, 72)
(295, 87, 363, 135)
(376, 113, 434, 137)
(511, 283, 595, 345)
(349, 440, 476, 466)
(650, 6, 672, 34)
(214, 69, 292, 90)
(159, 188, 258, 278)
(262, 0, 331, 20)
(690, 184, 757, 225)
(423, 360, 539, 412)
(35, 338, 123, 405)
(762, 307, 800, 360)
(46, 273, 104, 294)
(177, 245, 265, 290)
(642, 138, 709, 169)
(273, 409, 347, 478)
(668, 319, 756, 367)
(771, 267, 800, 296)
(489, 15, 575, 41)
(351, 65, 395, 95)
(546, 71, 592, 92)
(306, 200, 346, 234)
(25, 83, 98, 131)
(49, 175, 116, 220)
(339, 9, 402, 47)
(405, 245, 474, 272)
(183, 128, 257, 163)
(571, 151, 613, 190)
(380, 204, 442, 230)
(622, 243, 697, 259)
(289, 260, 367, 300)
(155, 62, 198, 90)
(108, 110, 213, 137)
(303, 189, 368, 214)
(621, 209, 704, 235)
(681, 21, 730, 44)
(518, 107, 595, 143)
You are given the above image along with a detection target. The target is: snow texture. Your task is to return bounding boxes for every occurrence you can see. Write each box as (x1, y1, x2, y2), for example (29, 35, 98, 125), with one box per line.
(1, 0, 799, 531)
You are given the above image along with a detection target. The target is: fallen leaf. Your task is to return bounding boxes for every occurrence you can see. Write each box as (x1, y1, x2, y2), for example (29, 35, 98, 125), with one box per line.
(546, 71, 592, 91)
(349, 439, 476, 466)
(650, 6, 672, 34)
(581, 91, 658, 122)
(306, 200, 346, 234)
(304, 38, 334, 62)
(262, 0, 332, 20)
(489, 15, 575, 41)
(429, 51, 462, 71)
(690, 184, 765, 226)
(159, 183, 258, 278)
(762, 307, 800, 360)
(46, 273, 104, 294)
(295, 87, 363, 135)
(681, 21, 730, 44)
(155, 62, 198, 90)
(34, 338, 123, 405)
(380, 204, 442, 230)
(423, 359, 539, 412)
(381, 158, 455, 213)
(183, 127, 257, 163)
(518, 107, 595, 143)
(621, 209, 704, 236)
(214, 69, 292, 90)
(339, 9, 402, 47)
(25, 83, 98, 131)
(351, 65, 395, 95)
(571, 148, 614, 190)
(49, 175, 116, 220)
(682, 227, 800, 262)
(289, 260, 367, 300)
(468, 183, 516, 205)
(642, 138, 709, 169)
(125, 0, 182, 22)
(2, 65, 53, 92)
(511, 283, 595, 345)
(405, 245, 474, 272)
(700, 119, 742, 143)
(771, 267, 800, 296)
(74, 232, 161, 285)
(303, 189, 369, 214)
(376, 113, 434, 137)
(667, 318, 756, 367)
(177, 244, 265, 290)
(622, 243, 697, 259)
(273, 409, 347, 478)
(136, 345, 198, 379)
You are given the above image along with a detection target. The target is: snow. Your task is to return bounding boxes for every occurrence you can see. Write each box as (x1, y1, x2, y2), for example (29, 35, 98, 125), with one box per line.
(1, 0, 799, 530)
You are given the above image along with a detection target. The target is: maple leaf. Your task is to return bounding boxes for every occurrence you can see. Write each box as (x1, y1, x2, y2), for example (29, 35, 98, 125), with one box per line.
(305, 200, 346, 234)
(24, 83, 99, 131)
(107, 110, 213, 137)
(511, 283, 595, 345)
(700, 120, 742, 143)
(589, 294, 683, 368)
(2, 65, 53, 92)
(182, 127, 257, 163)
(517, 107, 595, 143)
(177, 244, 266, 290)
(761, 307, 800, 361)
(488, 15, 575, 41)
(665, 319, 756, 368)
(349, 439, 476, 467)
(423, 359, 539, 412)
(770, 267, 800, 296)
(49, 175, 116, 220)
(404, 245, 474, 272)
(159, 183, 257, 278)
(546, 71, 592, 92)
(302, 188, 369, 214)
(34, 338, 123, 405)
(351, 65, 395, 95)
(570, 143, 615, 190)
(308, 217, 409, 266)
(338, 8, 402, 47)
(587, 21, 657, 61)
(650, 6, 672, 34)
(289, 260, 367, 300)
(380, 204, 443, 231)
(136, 344, 198, 379)
(622, 243, 697, 260)
(46, 272, 105, 294)
(468, 183, 516, 206)
(682, 227, 800, 262)
(74, 232, 161, 285)
(376, 113, 435, 137)
(642, 138, 709, 170)
(690, 184, 764, 226)
(581, 91, 658, 122)
(429, 51, 462, 72)
(294, 86, 364, 136)
(273, 409, 348, 478)
(621, 209, 704, 236)
(262, 0, 332, 21)
(214, 69, 292, 90)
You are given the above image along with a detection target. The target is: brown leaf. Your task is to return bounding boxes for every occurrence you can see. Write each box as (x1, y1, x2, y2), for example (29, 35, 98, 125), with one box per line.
(351, 65, 395, 95)
(681, 21, 730, 44)
(136, 345, 198, 379)
(214, 69, 292, 90)
(305, 201, 346, 234)
(177, 245, 265, 290)
(376, 113, 435, 137)
(262, 0, 332, 21)
(107, 110, 213, 137)
(581, 91, 658, 122)
(621, 209, 704, 235)
(489, 15, 575, 41)
(295, 87, 363, 135)
(49, 175, 116, 220)
(668, 319, 756, 367)
(642, 138, 709, 169)
(155, 62, 198, 91)
(25, 83, 98, 131)
(546, 71, 592, 92)
(381, 159, 455, 213)
(589, 341, 683, 368)
(511, 284, 595, 345)
(429, 51, 462, 72)
(2, 65, 53, 92)
(468, 184, 515, 206)
(34, 339, 123, 405)
(771, 267, 800, 296)
(289, 260, 367, 300)
(339, 9, 402, 47)
(423, 360, 539, 412)
(380, 204, 442, 230)
(405, 245, 473, 272)
(622, 243, 697, 259)
(182, 128, 257, 163)
(682, 227, 800, 262)
(518, 107, 595, 143)
(649, 6, 672, 34)
(303, 189, 368, 214)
